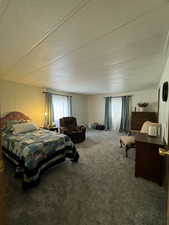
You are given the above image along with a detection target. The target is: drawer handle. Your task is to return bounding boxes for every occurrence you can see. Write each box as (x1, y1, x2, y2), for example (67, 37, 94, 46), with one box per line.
(159, 148, 169, 156)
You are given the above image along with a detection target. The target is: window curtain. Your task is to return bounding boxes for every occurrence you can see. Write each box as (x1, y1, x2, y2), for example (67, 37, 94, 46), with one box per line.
(67, 96, 72, 116)
(52, 95, 72, 128)
(119, 96, 130, 133)
(111, 97, 122, 131)
(104, 97, 112, 130)
(44, 93, 54, 127)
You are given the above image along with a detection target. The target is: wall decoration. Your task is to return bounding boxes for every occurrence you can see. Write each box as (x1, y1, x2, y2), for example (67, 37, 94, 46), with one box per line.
(162, 81, 168, 102)
(137, 102, 149, 112)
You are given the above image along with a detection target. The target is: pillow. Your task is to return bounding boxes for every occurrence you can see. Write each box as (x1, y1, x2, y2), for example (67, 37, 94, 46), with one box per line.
(12, 122, 38, 134)
(5, 119, 28, 131)
(140, 121, 152, 133)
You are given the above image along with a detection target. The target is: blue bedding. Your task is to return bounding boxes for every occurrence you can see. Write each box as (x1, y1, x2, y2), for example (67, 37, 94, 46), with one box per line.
(2, 128, 79, 187)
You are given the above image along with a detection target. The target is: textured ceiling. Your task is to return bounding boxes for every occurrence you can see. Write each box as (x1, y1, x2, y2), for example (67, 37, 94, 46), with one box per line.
(0, 0, 169, 94)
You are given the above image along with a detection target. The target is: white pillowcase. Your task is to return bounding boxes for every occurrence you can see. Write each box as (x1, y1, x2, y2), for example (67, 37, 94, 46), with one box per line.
(140, 121, 160, 134)
(12, 122, 39, 134)
(140, 121, 152, 133)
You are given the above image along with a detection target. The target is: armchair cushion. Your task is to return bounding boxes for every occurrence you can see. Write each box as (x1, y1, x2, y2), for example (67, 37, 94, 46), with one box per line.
(120, 136, 135, 146)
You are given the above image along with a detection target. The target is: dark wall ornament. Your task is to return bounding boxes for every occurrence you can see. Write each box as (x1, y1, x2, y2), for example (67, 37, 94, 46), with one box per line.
(162, 81, 168, 102)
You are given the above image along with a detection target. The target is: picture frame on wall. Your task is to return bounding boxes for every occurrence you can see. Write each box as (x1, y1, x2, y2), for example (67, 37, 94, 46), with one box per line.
(162, 81, 168, 102)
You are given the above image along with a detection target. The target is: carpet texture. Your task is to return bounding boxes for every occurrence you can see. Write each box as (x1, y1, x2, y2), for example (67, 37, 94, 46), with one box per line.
(4, 130, 167, 225)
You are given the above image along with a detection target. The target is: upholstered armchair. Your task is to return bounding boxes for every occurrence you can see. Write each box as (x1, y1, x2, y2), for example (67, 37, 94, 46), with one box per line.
(59, 117, 86, 144)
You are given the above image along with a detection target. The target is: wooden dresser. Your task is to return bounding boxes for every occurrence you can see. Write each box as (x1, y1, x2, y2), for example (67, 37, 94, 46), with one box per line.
(131, 112, 158, 130)
(135, 134, 164, 185)
(0, 129, 4, 173)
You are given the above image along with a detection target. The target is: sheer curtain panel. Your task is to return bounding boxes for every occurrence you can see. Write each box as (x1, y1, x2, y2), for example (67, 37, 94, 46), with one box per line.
(52, 95, 71, 127)
(111, 97, 122, 131)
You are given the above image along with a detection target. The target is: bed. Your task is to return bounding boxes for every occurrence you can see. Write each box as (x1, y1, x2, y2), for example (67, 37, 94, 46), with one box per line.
(0, 112, 79, 189)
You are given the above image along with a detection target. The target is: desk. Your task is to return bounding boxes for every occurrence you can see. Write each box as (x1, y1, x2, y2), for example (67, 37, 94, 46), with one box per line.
(135, 135, 164, 185)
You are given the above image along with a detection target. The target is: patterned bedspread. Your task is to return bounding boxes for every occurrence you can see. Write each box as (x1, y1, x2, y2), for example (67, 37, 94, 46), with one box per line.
(2, 129, 79, 187)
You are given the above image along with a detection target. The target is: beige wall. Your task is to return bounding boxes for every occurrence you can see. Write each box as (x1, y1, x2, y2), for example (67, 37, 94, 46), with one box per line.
(72, 94, 88, 126)
(0, 80, 44, 126)
(0, 80, 88, 126)
(87, 88, 158, 126)
(130, 89, 158, 112)
(0, 79, 159, 129)
(159, 56, 169, 144)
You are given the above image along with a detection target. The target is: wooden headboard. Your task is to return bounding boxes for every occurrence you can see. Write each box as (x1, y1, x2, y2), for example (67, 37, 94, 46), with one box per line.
(0, 112, 30, 129)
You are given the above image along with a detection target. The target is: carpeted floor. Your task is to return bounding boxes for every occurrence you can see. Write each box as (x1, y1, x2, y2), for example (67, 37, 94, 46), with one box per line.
(4, 130, 167, 225)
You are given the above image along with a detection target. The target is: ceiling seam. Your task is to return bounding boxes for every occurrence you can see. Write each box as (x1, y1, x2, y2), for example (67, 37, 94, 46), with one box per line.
(19, 52, 161, 82)
(54, 33, 164, 68)
(9, 2, 167, 77)
(5, 0, 92, 73)
(0, 0, 10, 23)
(50, 52, 161, 77)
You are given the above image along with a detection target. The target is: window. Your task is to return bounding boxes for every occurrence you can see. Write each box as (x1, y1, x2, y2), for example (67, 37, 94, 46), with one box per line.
(111, 97, 122, 131)
(52, 95, 72, 127)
